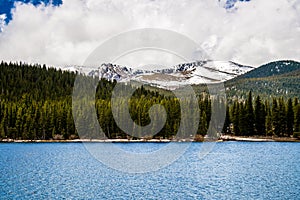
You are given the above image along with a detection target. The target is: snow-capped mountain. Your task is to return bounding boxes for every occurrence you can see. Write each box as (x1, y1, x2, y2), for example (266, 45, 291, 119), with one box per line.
(88, 60, 254, 89)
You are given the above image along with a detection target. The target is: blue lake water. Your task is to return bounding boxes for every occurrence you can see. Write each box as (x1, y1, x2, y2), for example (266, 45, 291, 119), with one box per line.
(0, 142, 299, 199)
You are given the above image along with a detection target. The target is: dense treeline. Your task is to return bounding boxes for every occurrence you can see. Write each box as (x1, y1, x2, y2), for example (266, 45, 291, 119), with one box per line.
(0, 62, 299, 140)
(0, 62, 213, 140)
(223, 91, 300, 138)
(0, 97, 75, 140)
(0, 61, 76, 101)
(0, 86, 213, 140)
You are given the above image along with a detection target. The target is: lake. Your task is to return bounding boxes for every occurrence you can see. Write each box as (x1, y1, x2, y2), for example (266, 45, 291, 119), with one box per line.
(0, 142, 299, 199)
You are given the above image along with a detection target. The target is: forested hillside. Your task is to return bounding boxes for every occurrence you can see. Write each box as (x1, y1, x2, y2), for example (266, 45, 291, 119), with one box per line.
(240, 60, 300, 78)
(225, 60, 300, 100)
(0, 61, 76, 101)
(0, 61, 299, 140)
(0, 62, 212, 140)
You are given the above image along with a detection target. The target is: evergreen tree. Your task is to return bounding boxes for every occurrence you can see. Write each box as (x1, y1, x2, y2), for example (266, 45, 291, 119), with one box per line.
(245, 91, 255, 136)
(278, 97, 287, 137)
(272, 98, 280, 136)
(294, 98, 299, 107)
(198, 111, 208, 136)
(239, 103, 248, 136)
(294, 105, 300, 133)
(0, 61, 299, 140)
(232, 101, 240, 136)
(286, 98, 294, 137)
(254, 95, 266, 135)
(265, 101, 273, 136)
(222, 105, 231, 134)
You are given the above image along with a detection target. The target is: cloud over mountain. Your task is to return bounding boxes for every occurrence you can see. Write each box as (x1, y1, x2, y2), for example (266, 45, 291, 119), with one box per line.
(0, 0, 299, 67)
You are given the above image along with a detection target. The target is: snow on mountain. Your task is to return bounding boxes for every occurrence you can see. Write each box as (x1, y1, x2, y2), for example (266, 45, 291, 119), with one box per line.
(87, 60, 254, 90)
(60, 65, 81, 73)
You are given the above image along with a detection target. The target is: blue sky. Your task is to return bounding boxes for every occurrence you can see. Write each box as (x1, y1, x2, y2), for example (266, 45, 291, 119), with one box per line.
(0, 0, 62, 23)
(0, 0, 299, 67)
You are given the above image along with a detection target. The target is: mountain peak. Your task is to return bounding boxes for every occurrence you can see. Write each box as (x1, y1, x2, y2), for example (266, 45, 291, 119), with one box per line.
(88, 60, 254, 90)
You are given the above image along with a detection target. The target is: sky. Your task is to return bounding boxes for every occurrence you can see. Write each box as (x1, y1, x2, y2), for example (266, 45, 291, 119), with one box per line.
(0, 0, 299, 67)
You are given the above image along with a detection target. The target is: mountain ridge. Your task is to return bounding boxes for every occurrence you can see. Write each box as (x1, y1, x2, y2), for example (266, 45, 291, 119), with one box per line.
(86, 60, 254, 90)
(224, 60, 300, 99)
(234, 60, 300, 79)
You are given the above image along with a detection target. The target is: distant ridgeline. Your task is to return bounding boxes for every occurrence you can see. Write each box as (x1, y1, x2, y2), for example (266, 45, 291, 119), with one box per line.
(224, 60, 300, 100)
(0, 61, 299, 140)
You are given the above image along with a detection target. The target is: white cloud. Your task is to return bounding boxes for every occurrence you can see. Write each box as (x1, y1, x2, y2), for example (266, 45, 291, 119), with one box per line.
(0, 14, 6, 32)
(0, 0, 299, 67)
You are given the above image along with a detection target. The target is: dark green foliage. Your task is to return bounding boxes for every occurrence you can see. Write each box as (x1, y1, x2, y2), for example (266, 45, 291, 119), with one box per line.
(272, 98, 280, 136)
(231, 102, 240, 136)
(265, 101, 273, 136)
(238, 103, 248, 136)
(222, 105, 231, 134)
(0, 61, 298, 140)
(269, 98, 288, 137)
(238, 60, 300, 79)
(278, 98, 287, 137)
(0, 61, 212, 140)
(245, 91, 255, 136)
(286, 98, 294, 136)
(228, 93, 297, 137)
(254, 95, 266, 135)
(0, 61, 76, 101)
(294, 104, 300, 133)
(225, 60, 300, 100)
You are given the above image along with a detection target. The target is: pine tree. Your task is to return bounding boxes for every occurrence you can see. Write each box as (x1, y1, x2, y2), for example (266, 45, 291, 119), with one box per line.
(294, 105, 300, 133)
(0, 108, 8, 138)
(272, 98, 280, 137)
(15, 106, 24, 139)
(198, 111, 208, 136)
(245, 91, 255, 136)
(294, 98, 298, 108)
(278, 97, 287, 137)
(286, 98, 294, 137)
(1, 61, 299, 140)
(232, 101, 240, 136)
(239, 103, 248, 136)
(222, 105, 231, 134)
(254, 95, 266, 135)
(265, 101, 273, 136)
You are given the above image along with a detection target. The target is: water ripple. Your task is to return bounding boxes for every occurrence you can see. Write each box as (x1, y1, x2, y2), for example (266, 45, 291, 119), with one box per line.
(0, 142, 299, 199)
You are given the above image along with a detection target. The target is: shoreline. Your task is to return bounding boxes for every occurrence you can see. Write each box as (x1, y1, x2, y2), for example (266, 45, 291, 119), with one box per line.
(0, 136, 299, 143)
(220, 135, 300, 142)
(0, 139, 175, 143)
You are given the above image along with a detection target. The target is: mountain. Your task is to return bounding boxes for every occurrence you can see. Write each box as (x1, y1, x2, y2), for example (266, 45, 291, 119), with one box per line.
(237, 60, 300, 79)
(224, 60, 300, 99)
(88, 60, 254, 90)
(56, 59, 299, 99)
